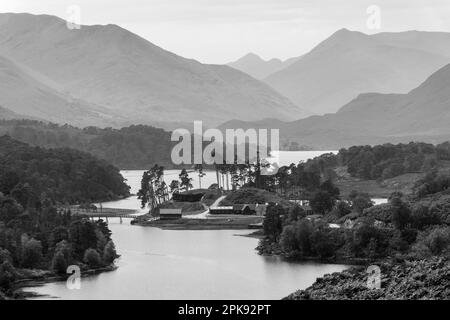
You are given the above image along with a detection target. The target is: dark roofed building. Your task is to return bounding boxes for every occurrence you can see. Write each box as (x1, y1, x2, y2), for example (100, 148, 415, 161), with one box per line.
(172, 192, 204, 202)
(209, 206, 234, 215)
(159, 208, 182, 220)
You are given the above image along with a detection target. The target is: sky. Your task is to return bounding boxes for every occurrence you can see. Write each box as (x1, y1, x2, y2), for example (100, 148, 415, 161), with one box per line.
(1, 0, 450, 64)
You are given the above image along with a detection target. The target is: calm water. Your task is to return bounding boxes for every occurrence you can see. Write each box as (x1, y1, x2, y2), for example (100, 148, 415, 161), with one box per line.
(26, 151, 351, 300)
(27, 223, 348, 300)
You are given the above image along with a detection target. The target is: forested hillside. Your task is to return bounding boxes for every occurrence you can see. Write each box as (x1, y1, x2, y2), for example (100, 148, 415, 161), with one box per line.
(0, 120, 173, 169)
(0, 135, 130, 204)
(0, 136, 129, 298)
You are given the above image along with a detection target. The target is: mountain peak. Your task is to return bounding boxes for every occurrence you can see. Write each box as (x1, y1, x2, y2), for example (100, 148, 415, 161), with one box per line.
(331, 28, 368, 40)
(0, 13, 306, 126)
(234, 53, 264, 64)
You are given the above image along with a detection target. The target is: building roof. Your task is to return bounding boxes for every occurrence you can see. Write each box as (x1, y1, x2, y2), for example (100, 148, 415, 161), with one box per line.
(160, 208, 182, 215)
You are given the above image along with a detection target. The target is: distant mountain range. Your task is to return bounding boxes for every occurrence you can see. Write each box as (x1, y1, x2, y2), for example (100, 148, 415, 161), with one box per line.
(228, 53, 301, 80)
(0, 13, 307, 128)
(220, 63, 450, 149)
(0, 54, 127, 127)
(2, 12, 450, 150)
(264, 29, 450, 115)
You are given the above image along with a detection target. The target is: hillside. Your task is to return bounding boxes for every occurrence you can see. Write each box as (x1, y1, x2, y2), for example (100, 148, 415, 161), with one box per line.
(265, 29, 450, 115)
(0, 120, 174, 169)
(0, 54, 122, 127)
(285, 258, 449, 300)
(0, 135, 130, 203)
(220, 63, 450, 149)
(228, 53, 300, 80)
(0, 105, 30, 121)
(0, 13, 306, 127)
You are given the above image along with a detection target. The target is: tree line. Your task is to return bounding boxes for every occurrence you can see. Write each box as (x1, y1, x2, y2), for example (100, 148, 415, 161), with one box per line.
(0, 136, 129, 297)
(0, 119, 174, 169)
(259, 176, 450, 263)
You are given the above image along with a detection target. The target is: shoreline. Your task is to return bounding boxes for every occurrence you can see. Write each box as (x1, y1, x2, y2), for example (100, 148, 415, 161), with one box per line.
(133, 216, 264, 230)
(13, 265, 118, 300)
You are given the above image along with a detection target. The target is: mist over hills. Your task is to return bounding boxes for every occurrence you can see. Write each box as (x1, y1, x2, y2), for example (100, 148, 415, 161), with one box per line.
(264, 29, 450, 115)
(1, 13, 450, 152)
(0, 13, 307, 128)
(220, 63, 450, 150)
(228, 53, 300, 80)
(0, 54, 126, 127)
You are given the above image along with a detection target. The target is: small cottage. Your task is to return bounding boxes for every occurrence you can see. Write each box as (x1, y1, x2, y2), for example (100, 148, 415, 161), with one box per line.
(159, 208, 182, 220)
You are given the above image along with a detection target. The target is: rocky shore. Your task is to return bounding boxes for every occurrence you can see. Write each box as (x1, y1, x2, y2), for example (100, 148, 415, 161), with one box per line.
(285, 258, 449, 300)
(0, 264, 117, 300)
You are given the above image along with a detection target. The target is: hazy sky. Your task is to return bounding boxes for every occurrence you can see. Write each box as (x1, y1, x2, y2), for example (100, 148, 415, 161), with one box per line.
(2, 0, 450, 64)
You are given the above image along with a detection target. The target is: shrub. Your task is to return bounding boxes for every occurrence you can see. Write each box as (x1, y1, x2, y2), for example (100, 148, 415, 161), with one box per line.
(363, 203, 393, 222)
(294, 219, 314, 256)
(21, 238, 43, 269)
(333, 201, 352, 218)
(390, 197, 411, 230)
(410, 205, 441, 230)
(83, 249, 102, 268)
(423, 227, 450, 255)
(310, 191, 335, 215)
(51, 251, 68, 274)
(280, 225, 297, 253)
(287, 205, 307, 223)
(51, 240, 72, 274)
(411, 226, 450, 258)
(0, 249, 12, 264)
(0, 261, 17, 290)
(103, 241, 117, 264)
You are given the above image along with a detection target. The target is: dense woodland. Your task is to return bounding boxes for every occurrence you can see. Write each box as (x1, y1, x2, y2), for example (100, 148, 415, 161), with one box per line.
(0, 136, 130, 298)
(3, 120, 450, 182)
(259, 170, 450, 265)
(0, 120, 174, 169)
(339, 142, 450, 180)
(0, 135, 130, 204)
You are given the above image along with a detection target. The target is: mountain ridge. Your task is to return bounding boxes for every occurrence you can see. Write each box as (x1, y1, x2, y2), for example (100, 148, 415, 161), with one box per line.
(228, 52, 301, 80)
(264, 28, 450, 115)
(219, 63, 450, 149)
(0, 13, 307, 128)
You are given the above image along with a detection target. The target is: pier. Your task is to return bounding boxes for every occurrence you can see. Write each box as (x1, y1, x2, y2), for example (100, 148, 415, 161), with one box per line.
(68, 207, 138, 223)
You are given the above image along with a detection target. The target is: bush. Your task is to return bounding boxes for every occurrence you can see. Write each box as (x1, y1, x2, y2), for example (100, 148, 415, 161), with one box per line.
(263, 204, 284, 241)
(411, 227, 450, 258)
(351, 193, 374, 214)
(410, 205, 441, 230)
(310, 191, 335, 215)
(0, 249, 12, 264)
(102, 241, 117, 264)
(51, 251, 68, 274)
(51, 240, 72, 274)
(83, 249, 102, 268)
(333, 201, 352, 218)
(294, 219, 314, 256)
(390, 197, 411, 230)
(310, 228, 336, 259)
(363, 203, 393, 222)
(280, 225, 297, 253)
(0, 261, 17, 291)
(423, 227, 450, 255)
(21, 238, 43, 269)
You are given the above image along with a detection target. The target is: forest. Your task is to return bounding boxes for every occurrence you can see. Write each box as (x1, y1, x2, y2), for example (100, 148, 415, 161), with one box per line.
(0, 136, 130, 298)
(259, 170, 450, 264)
(0, 120, 174, 169)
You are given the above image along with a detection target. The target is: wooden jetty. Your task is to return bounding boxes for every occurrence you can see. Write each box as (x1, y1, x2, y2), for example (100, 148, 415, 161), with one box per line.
(69, 207, 138, 223)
